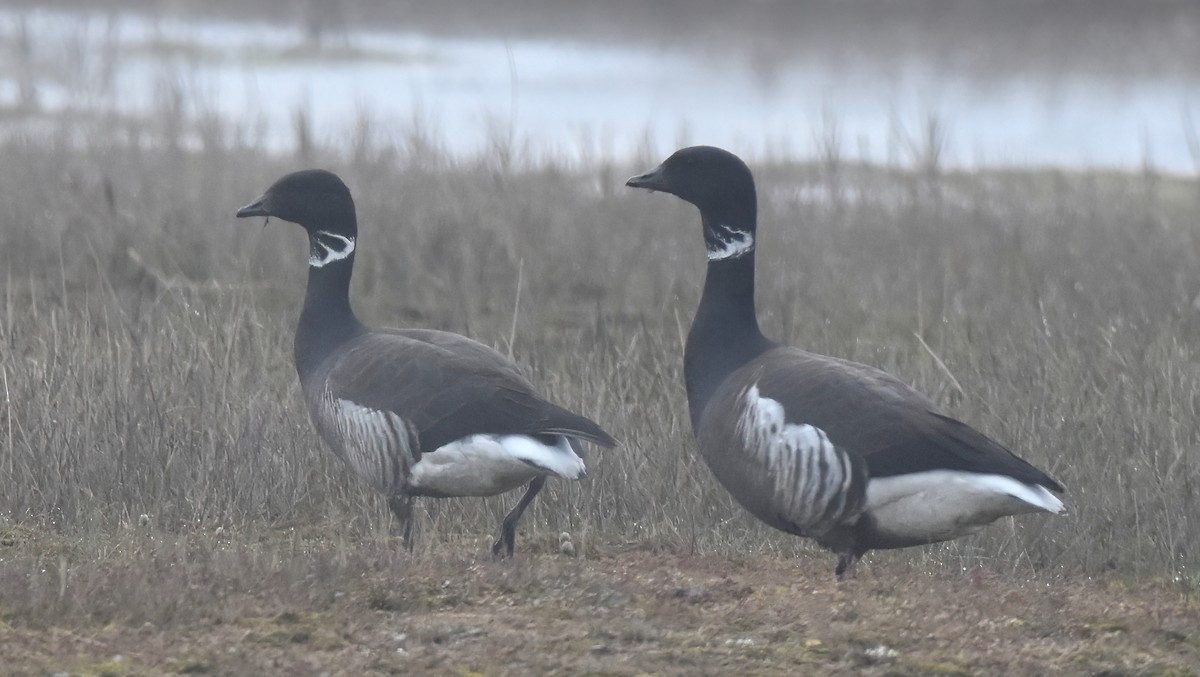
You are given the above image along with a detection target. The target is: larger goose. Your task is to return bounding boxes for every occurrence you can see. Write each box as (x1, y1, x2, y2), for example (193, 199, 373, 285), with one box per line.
(237, 169, 615, 556)
(626, 146, 1063, 579)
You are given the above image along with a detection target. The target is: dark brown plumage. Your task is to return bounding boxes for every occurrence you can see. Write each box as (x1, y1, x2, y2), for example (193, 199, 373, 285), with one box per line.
(628, 146, 1064, 579)
(238, 169, 615, 557)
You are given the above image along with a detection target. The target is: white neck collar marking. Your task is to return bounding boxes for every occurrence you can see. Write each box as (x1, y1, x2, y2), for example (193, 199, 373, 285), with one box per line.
(310, 231, 355, 268)
(707, 228, 754, 261)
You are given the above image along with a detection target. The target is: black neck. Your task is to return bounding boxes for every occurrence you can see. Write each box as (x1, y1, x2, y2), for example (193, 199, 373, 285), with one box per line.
(684, 232, 772, 431)
(295, 251, 365, 380)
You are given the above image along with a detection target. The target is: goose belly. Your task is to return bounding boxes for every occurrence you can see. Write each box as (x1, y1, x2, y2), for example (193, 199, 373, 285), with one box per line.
(407, 434, 585, 498)
(863, 470, 1064, 548)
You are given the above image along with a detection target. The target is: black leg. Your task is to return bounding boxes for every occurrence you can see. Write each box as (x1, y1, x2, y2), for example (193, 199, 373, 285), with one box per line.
(836, 549, 865, 581)
(835, 553, 854, 580)
(492, 476, 546, 559)
(835, 522, 871, 581)
(388, 494, 415, 552)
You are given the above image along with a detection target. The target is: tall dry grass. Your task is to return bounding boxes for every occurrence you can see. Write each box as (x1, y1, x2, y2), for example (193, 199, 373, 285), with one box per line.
(2, 100, 1199, 595)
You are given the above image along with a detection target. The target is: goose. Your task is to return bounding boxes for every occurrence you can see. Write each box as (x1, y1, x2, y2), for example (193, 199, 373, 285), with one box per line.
(236, 169, 616, 556)
(626, 146, 1064, 579)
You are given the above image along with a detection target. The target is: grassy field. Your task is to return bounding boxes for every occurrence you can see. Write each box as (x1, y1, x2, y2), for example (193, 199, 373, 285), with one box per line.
(2, 534, 1197, 675)
(1, 102, 1200, 672)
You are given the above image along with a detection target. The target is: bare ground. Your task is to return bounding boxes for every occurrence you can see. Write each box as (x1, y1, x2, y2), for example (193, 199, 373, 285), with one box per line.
(2, 532, 1196, 677)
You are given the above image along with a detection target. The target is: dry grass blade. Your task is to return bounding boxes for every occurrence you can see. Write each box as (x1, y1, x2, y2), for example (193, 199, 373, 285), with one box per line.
(913, 330, 965, 399)
(0, 25, 1199, 669)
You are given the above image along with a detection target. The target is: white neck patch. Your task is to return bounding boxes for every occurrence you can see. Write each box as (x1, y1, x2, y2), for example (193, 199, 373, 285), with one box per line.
(707, 228, 754, 261)
(309, 231, 355, 268)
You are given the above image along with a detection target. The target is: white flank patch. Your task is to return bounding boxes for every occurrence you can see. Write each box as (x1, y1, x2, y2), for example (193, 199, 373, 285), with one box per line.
(707, 228, 754, 261)
(310, 231, 355, 267)
(327, 397, 413, 494)
(865, 469, 1064, 543)
(737, 384, 858, 532)
(409, 434, 586, 498)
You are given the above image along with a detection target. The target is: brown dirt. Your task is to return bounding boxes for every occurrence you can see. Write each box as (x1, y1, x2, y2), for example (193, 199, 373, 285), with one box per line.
(3, 546, 1197, 676)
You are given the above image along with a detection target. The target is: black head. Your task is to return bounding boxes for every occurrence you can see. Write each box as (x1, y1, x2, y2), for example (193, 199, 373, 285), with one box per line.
(626, 146, 757, 225)
(627, 146, 758, 260)
(236, 169, 357, 239)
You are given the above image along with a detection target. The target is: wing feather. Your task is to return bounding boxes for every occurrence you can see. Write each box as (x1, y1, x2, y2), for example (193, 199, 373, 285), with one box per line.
(738, 347, 1062, 491)
(316, 330, 616, 455)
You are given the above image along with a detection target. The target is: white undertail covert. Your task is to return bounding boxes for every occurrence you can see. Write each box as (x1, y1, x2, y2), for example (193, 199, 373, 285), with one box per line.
(410, 434, 586, 497)
(865, 469, 1065, 543)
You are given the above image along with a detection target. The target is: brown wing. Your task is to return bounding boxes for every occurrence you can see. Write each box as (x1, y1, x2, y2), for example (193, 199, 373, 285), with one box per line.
(380, 328, 529, 384)
(319, 331, 616, 454)
(738, 347, 1063, 491)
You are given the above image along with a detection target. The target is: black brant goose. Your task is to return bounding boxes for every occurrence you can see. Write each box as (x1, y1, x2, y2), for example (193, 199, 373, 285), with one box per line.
(626, 146, 1064, 579)
(236, 169, 616, 556)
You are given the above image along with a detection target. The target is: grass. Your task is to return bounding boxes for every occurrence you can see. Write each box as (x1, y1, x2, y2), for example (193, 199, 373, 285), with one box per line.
(0, 124, 1198, 670)
(1, 27, 1200, 669)
(0, 534, 1197, 674)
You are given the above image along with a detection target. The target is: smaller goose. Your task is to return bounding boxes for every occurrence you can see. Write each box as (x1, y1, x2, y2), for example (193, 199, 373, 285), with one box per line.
(237, 169, 616, 556)
(626, 146, 1064, 579)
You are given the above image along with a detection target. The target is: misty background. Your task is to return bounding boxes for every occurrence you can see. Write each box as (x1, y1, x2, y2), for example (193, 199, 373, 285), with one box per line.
(2, 0, 1198, 172)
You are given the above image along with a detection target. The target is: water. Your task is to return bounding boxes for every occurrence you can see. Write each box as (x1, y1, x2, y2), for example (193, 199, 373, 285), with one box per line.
(2, 7, 1198, 173)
